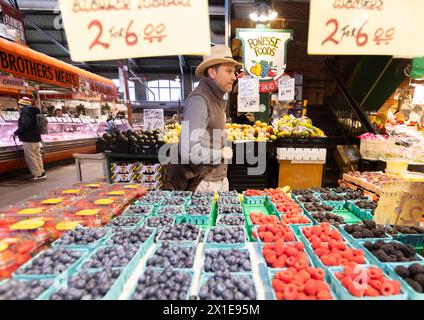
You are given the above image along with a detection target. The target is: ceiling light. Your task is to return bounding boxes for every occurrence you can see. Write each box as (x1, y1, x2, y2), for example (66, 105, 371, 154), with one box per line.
(249, 2, 278, 22)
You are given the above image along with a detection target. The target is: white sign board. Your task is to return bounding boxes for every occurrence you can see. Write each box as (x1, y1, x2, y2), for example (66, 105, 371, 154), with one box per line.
(58, 0, 211, 61)
(238, 77, 259, 97)
(238, 96, 260, 113)
(144, 109, 164, 130)
(278, 77, 295, 101)
(413, 86, 424, 105)
(308, 0, 424, 56)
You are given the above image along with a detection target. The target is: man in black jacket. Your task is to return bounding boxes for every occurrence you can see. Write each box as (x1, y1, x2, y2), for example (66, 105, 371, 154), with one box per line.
(12, 97, 46, 180)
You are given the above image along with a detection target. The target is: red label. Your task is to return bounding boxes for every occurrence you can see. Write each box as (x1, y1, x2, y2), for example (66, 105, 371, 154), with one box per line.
(0, 1, 26, 45)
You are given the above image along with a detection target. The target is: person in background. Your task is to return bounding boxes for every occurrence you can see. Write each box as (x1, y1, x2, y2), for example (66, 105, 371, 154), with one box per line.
(11, 97, 46, 180)
(54, 108, 63, 117)
(166, 45, 241, 192)
(106, 114, 116, 132)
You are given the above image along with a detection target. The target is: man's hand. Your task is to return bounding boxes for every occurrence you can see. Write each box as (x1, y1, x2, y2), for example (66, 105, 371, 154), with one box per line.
(221, 147, 233, 160)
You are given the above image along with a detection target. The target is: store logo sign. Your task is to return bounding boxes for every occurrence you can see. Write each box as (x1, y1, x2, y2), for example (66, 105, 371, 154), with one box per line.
(236, 29, 292, 88)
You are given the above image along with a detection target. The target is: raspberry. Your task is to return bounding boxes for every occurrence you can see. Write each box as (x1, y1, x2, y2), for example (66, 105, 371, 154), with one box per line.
(276, 292, 284, 300)
(264, 251, 277, 264)
(315, 280, 329, 293)
(279, 271, 294, 283)
(282, 284, 298, 300)
(302, 228, 312, 238)
(310, 268, 325, 280)
(298, 269, 311, 282)
(364, 286, 380, 297)
(353, 255, 366, 264)
(286, 256, 296, 267)
(283, 232, 295, 242)
(295, 292, 310, 300)
(346, 283, 364, 297)
(263, 243, 273, 251)
(263, 231, 274, 243)
(274, 244, 285, 256)
(390, 280, 401, 295)
(336, 241, 347, 251)
(285, 246, 298, 257)
(292, 280, 305, 293)
(367, 267, 384, 280)
(311, 239, 322, 250)
(272, 278, 285, 292)
(320, 234, 331, 243)
(380, 281, 395, 296)
(273, 256, 286, 268)
(342, 249, 354, 261)
(294, 259, 309, 271)
(369, 279, 383, 291)
(314, 248, 326, 257)
(317, 290, 332, 300)
(304, 279, 317, 296)
(295, 242, 305, 251)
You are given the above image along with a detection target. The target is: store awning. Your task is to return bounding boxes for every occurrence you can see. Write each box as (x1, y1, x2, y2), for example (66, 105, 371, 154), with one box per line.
(0, 37, 117, 98)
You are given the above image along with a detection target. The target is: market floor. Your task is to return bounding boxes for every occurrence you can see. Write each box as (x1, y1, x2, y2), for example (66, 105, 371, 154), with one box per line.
(0, 162, 105, 208)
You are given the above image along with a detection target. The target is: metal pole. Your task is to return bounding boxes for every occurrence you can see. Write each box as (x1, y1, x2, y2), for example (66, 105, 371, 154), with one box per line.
(119, 61, 133, 127)
(225, 0, 231, 47)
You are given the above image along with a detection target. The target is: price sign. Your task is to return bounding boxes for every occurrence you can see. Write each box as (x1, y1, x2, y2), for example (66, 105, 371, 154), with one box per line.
(278, 77, 295, 101)
(144, 109, 164, 130)
(238, 96, 260, 113)
(58, 0, 211, 61)
(308, 0, 424, 56)
(412, 85, 424, 105)
(238, 77, 259, 97)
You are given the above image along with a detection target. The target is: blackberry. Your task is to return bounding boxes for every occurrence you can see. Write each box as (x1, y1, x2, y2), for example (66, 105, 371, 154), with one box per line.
(344, 225, 353, 233)
(395, 265, 410, 279)
(352, 231, 363, 239)
(405, 278, 423, 293)
(414, 274, 424, 287)
(364, 220, 376, 229)
(402, 245, 416, 258)
(363, 242, 375, 251)
(361, 229, 374, 238)
(409, 263, 424, 276)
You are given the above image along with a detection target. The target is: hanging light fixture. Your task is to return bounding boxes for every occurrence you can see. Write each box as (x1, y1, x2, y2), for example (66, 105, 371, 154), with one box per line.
(175, 75, 180, 84)
(249, 2, 278, 22)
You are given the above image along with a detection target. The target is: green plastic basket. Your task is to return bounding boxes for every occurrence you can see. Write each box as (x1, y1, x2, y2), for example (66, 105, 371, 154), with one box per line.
(332, 209, 363, 225)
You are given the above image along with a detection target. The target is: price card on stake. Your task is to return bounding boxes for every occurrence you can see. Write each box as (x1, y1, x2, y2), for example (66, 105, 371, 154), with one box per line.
(58, 0, 211, 61)
(278, 77, 295, 101)
(238, 96, 260, 113)
(412, 86, 424, 105)
(144, 109, 164, 131)
(238, 77, 259, 97)
(308, 0, 424, 56)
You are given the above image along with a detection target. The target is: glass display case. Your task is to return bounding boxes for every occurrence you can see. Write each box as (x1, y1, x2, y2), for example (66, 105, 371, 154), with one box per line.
(0, 112, 21, 148)
(42, 116, 99, 143)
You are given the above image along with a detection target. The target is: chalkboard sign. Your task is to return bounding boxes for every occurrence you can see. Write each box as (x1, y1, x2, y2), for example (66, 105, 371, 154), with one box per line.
(144, 109, 164, 130)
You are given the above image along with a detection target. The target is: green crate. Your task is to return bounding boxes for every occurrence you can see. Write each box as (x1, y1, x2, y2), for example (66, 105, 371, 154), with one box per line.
(332, 209, 363, 225)
(242, 204, 273, 242)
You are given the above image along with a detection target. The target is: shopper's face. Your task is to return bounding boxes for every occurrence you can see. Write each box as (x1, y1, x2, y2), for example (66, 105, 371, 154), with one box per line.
(209, 63, 237, 93)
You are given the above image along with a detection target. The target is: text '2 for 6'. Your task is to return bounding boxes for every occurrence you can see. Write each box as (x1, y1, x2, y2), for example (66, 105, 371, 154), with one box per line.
(88, 19, 166, 50)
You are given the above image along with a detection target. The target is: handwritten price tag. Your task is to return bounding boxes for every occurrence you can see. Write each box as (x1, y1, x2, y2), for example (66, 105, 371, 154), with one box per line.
(308, 0, 424, 56)
(144, 109, 164, 131)
(58, 0, 211, 61)
(278, 77, 295, 101)
(238, 96, 260, 112)
(238, 77, 259, 97)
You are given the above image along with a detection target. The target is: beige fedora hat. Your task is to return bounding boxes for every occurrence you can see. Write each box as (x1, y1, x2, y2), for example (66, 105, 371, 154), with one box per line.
(195, 44, 242, 78)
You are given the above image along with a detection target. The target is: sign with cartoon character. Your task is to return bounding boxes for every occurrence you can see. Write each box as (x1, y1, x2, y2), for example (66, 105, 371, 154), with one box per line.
(236, 29, 293, 93)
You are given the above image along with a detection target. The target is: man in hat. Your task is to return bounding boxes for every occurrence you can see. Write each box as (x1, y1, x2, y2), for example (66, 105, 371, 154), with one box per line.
(11, 97, 46, 180)
(174, 45, 241, 192)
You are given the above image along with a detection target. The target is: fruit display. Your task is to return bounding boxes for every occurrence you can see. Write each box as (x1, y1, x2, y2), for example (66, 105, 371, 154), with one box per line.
(107, 227, 154, 247)
(225, 121, 276, 142)
(271, 267, 332, 300)
(161, 123, 181, 144)
(102, 129, 162, 147)
(332, 187, 352, 194)
(343, 221, 390, 239)
(296, 195, 321, 203)
(156, 205, 185, 216)
(303, 203, 333, 213)
(203, 249, 251, 273)
(49, 268, 122, 300)
(147, 191, 169, 197)
(158, 225, 200, 242)
(146, 243, 196, 269)
(343, 191, 369, 201)
(206, 226, 245, 244)
(218, 191, 239, 197)
(302, 224, 367, 266)
(190, 197, 213, 206)
(355, 200, 378, 210)
(394, 263, 424, 294)
(53, 227, 108, 246)
(292, 189, 314, 196)
(81, 245, 139, 269)
(218, 197, 240, 206)
(185, 205, 211, 216)
(311, 212, 345, 226)
(131, 268, 191, 300)
(272, 115, 326, 139)
(198, 271, 256, 300)
(250, 212, 279, 225)
(0, 279, 53, 300)
(344, 171, 398, 192)
(273, 198, 303, 215)
(218, 205, 243, 215)
(320, 193, 345, 202)
(124, 205, 153, 215)
(263, 241, 310, 269)
(145, 216, 174, 228)
(333, 264, 401, 298)
(137, 195, 164, 205)
(216, 215, 245, 226)
(363, 240, 420, 263)
(14, 248, 84, 276)
(192, 191, 215, 198)
(254, 223, 296, 243)
(311, 187, 332, 193)
(50, 206, 111, 228)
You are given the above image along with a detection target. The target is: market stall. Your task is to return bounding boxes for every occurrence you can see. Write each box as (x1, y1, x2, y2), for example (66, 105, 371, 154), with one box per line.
(0, 37, 118, 174)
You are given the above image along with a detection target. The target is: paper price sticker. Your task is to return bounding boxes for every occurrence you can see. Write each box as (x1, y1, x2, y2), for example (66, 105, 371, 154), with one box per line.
(18, 208, 44, 215)
(58, 0, 211, 61)
(94, 198, 115, 205)
(238, 96, 260, 113)
(0, 242, 8, 252)
(144, 109, 164, 130)
(62, 189, 82, 195)
(278, 77, 295, 101)
(10, 219, 45, 231)
(108, 190, 125, 196)
(56, 221, 81, 231)
(41, 198, 64, 205)
(238, 77, 259, 97)
(76, 209, 100, 216)
(124, 184, 140, 189)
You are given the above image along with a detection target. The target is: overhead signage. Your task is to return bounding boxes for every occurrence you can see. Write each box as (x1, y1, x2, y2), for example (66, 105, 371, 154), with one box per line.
(0, 0, 26, 45)
(58, 0, 211, 61)
(0, 75, 26, 90)
(236, 28, 293, 93)
(308, 0, 424, 56)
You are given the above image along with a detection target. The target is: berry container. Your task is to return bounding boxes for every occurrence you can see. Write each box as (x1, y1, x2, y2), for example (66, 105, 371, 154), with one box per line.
(267, 268, 336, 300)
(51, 227, 112, 251)
(331, 209, 363, 225)
(338, 225, 393, 247)
(126, 268, 196, 300)
(357, 239, 424, 272)
(0, 278, 57, 300)
(260, 241, 315, 270)
(122, 204, 154, 216)
(155, 205, 186, 217)
(216, 214, 245, 227)
(345, 202, 374, 221)
(144, 243, 198, 272)
(242, 191, 265, 205)
(204, 226, 248, 249)
(386, 227, 424, 247)
(156, 225, 202, 246)
(197, 271, 259, 300)
(317, 195, 346, 210)
(386, 261, 424, 300)
(327, 265, 407, 300)
(252, 224, 299, 245)
(13, 247, 89, 281)
(170, 191, 193, 199)
(201, 246, 254, 275)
